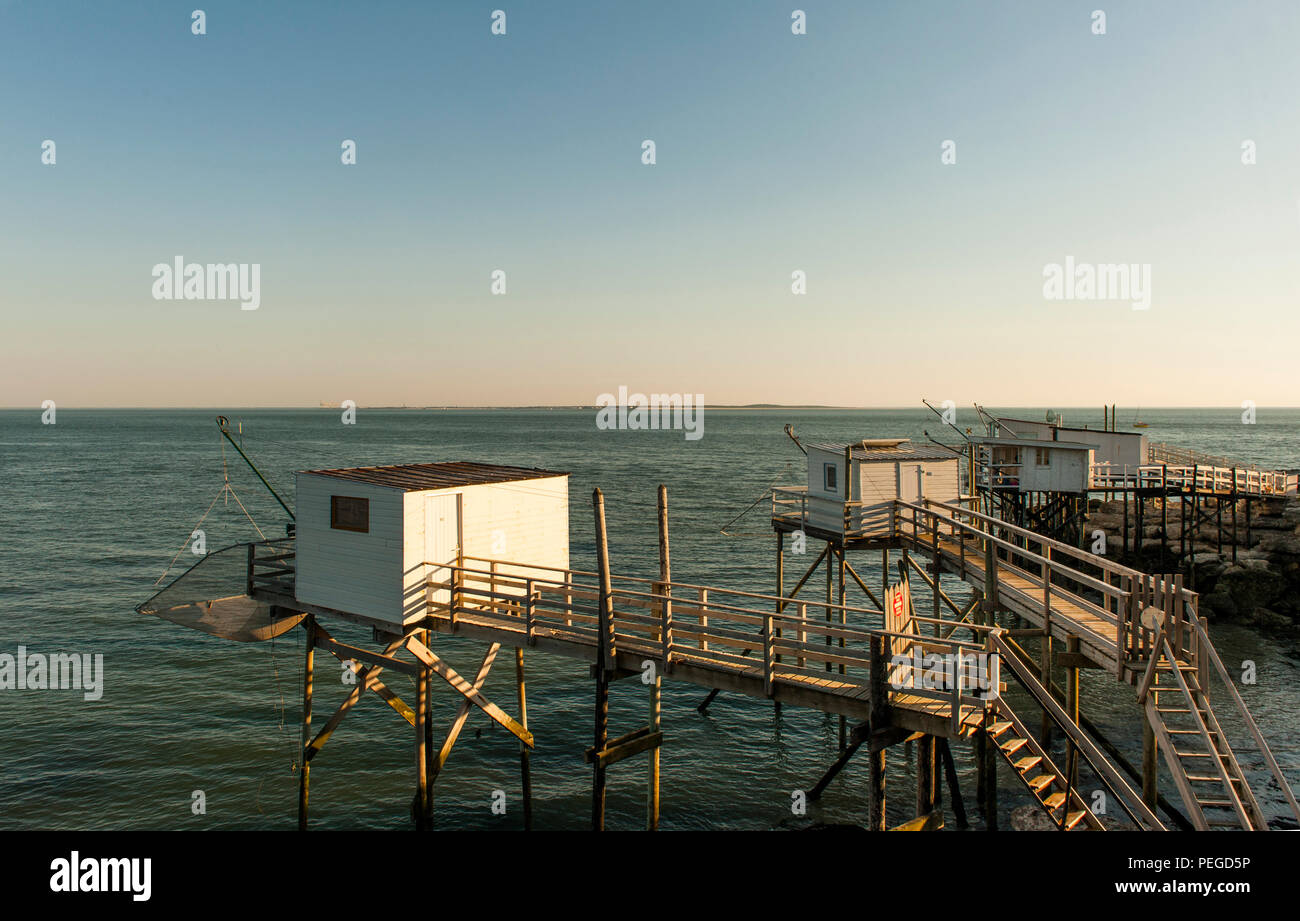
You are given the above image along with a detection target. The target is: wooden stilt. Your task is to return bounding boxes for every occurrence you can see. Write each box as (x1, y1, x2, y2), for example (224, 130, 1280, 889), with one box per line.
(592, 488, 615, 831)
(1039, 631, 1053, 749)
(592, 667, 609, 831)
(1142, 714, 1158, 810)
(983, 711, 998, 830)
(868, 748, 886, 831)
(1065, 636, 1080, 792)
(297, 616, 315, 832)
(415, 642, 429, 830)
(650, 484, 670, 830)
(515, 648, 532, 831)
(937, 738, 968, 828)
(774, 529, 783, 717)
(1122, 488, 1129, 556)
(837, 548, 846, 750)
(648, 676, 661, 831)
(916, 734, 935, 817)
(424, 629, 435, 827)
(824, 541, 833, 673)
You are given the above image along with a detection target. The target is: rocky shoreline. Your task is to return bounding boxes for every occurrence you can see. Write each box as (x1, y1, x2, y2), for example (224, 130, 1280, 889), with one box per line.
(1086, 495, 1300, 640)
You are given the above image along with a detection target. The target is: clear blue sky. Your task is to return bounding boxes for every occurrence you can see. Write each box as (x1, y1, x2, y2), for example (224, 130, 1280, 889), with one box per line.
(3, 1, 1298, 407)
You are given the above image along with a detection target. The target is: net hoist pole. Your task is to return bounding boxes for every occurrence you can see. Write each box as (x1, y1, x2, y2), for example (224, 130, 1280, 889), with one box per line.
(216, 415, 295, 521)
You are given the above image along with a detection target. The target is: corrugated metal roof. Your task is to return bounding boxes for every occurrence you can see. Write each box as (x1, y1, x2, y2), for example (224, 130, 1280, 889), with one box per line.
(805, 441, 958, 462)
(300, 461, 569, 491)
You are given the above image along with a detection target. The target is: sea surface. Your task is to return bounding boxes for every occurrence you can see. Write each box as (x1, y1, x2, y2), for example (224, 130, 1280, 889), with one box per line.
(2, 406, 1298, 830)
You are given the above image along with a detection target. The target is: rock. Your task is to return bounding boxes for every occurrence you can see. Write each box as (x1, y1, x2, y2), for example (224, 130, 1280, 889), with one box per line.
(1010, 805, 1060, 831)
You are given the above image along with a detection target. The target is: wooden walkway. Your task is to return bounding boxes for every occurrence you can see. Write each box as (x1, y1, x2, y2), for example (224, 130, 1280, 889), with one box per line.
(231, 491, 1300, 831)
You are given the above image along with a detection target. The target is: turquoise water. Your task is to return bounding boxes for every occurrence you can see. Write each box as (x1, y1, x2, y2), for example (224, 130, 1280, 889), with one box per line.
(1, 406, 1297, 830)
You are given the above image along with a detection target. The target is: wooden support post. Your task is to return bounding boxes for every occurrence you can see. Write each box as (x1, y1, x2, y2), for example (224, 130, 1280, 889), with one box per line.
(592, 667, 609, 831)
(422, 629, 434, 828)
(930, 520, 941, 638)
(1231, 484, 1238, 563)
(837, 548, 846, 750)
(593, 488, 616, 671)
(982, 710, 997, 830)
(515, 648, 533, 831)
(982, 527, 996, 628)
(774, 528, 783, 716)
(415, 642, 429, 830)
(1245, 496, 1252, 549)
(651, 484, 670, 829)
(648, 674, 661, 831)
(868, 747, 887, 831)
(1065, 635, 1080, 791)
(1180, 493, 1187, 558)
(916, 734, 936, 818)
(1142, 714, 1158, 810)
(824, 542, 833, 673)
(868, 632, 888, 830)
(881, 547, 889, 602)
(937, 738, 968, 829)
(298, 616, 315, 832)
(1039, 632, 1053, 749)
(1122, 488, 1129, 556)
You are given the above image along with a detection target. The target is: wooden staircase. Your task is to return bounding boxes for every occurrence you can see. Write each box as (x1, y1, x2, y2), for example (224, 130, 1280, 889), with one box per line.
(961, 701, 1104, 830)
(1142, 645, 1267, 830)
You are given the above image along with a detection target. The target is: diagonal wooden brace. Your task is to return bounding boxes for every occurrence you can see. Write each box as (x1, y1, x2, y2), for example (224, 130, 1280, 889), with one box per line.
(306, 638, 412, 761)
(404, 636, 535, 748)
(431, 643, 501, 781)
(312, 623, 417, 721)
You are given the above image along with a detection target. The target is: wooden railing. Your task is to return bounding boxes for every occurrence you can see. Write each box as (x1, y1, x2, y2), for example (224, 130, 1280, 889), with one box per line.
(246, 538, 296, 594)
(431, 558, 999, 716)
(1090, 463, 1296, 496)
(992, 632, 1166, 830)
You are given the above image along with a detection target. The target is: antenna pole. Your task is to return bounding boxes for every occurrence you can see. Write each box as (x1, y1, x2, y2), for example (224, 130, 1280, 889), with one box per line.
(216, 415, 295, 521)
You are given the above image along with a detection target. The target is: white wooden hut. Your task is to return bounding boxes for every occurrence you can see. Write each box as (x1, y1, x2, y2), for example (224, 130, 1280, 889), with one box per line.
(994, 415, 1145, 468)
(798, 439, 961, 539)
(293, 462, 569, 627)
(972, 436, 1095, 494)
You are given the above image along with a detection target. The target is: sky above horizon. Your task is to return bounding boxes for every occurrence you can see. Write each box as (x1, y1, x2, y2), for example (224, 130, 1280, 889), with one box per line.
(3, 1, 1299, 408)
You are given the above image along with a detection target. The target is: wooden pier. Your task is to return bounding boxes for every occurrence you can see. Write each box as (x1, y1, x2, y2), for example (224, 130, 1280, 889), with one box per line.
(202, 484, 1294, 832)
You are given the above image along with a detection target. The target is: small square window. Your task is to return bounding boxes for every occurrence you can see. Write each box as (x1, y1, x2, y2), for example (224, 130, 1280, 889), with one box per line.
(330, 495, 369, 533)
(1034, 448, 1050, 466)
(824, 463, 838, 491)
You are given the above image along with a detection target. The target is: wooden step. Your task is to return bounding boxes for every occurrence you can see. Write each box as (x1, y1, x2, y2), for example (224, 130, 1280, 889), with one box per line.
(1042, 792, 1067, 811)
(1063, 810, 1089, 830)
(1000, 738, 1029, 756)
(987, 721, 1014, 738)
(1013, 755, 1044, 774)
(1027, 774, 1056, 794)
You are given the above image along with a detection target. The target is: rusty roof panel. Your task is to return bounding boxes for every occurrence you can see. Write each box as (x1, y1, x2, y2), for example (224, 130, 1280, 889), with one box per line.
(299, 461, 569, 491)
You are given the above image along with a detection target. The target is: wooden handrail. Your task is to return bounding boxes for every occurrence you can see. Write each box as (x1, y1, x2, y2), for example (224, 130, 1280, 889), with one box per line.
(993, 633, 1165, 830)
(1191, 619, 1300, 822)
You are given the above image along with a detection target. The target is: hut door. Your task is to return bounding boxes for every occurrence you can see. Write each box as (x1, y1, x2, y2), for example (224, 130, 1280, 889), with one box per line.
(425, 493, 461, 607)
(897, 464, 923, 504)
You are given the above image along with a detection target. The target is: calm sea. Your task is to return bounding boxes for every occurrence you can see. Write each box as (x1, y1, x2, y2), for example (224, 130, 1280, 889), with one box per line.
(2, 407, 1297, 830)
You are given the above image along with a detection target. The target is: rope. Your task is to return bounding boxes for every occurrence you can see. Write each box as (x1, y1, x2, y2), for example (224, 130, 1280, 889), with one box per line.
(720, 460, 795, 536)
(151, 487, 227, 586)
(225, 482, 268, 540)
